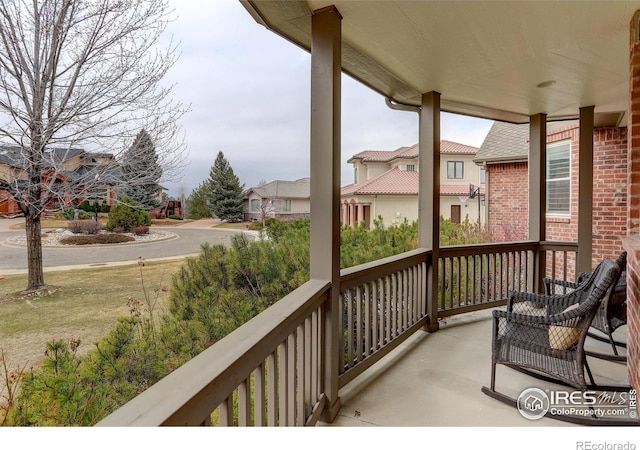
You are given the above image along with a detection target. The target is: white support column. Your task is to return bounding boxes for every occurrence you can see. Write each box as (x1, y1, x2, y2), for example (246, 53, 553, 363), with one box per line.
(529, 113, 547, 292)
(310, 5, 342, 422)
(578, 106, 594, 274)
(419, 91, 441, 332)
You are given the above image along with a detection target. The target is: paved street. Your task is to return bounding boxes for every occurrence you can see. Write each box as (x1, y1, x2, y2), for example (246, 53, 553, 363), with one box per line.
(0, 219, 252, 275)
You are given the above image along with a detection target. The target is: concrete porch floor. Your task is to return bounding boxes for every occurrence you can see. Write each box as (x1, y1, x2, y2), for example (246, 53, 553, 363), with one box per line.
(319, 308, 633, 428)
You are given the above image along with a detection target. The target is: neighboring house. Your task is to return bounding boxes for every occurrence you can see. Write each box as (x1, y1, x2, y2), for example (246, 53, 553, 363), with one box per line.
(341, 141, 485, 228)
(243, 177, 310, 223)
(0, 145, 118, 217)
(474, 120, 627, 268)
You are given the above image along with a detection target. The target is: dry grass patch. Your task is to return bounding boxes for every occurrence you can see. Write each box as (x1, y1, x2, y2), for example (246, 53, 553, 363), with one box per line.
(0, 259, 186, 374)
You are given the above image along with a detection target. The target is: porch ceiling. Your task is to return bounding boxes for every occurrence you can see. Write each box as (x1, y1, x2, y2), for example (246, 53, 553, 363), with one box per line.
(241, 0, 640, 127)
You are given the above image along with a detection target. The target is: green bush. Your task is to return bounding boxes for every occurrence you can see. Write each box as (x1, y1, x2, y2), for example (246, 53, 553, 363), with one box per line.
(54, 208, 92, 220)
(168, 215, 183, 220)
(105, 197, 152, 232)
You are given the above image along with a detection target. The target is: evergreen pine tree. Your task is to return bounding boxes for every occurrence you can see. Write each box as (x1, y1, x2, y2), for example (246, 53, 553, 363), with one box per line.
(186, 181, 212, 219)
(119, 129, 163, 209)
(207, 151, 244, 221)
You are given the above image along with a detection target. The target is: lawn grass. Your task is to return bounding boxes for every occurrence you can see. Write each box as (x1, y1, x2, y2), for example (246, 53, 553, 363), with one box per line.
(0, 258, 186, 374)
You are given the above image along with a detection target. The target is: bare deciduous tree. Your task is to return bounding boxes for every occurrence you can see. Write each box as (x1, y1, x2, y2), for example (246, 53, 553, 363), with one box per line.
(0, 0, 187, 292)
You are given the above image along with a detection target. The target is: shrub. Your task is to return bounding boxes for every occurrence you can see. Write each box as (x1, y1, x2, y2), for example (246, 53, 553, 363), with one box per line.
(132, 225, 149, 235)
(248, 221, 262, 230)
(59, 234, 135, 245)
(105, 197, 152, 232)
(54, 209, 92, 220)
(148, 210, 164, 219)
(168, 215, 182, 220)
(77, 200, 92, 212)
(68, 220, 101, 235)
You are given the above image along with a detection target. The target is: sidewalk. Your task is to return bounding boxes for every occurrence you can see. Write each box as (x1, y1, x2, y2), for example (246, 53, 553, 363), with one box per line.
(0, 217, 23, 231)
(174, 218, 222, 228)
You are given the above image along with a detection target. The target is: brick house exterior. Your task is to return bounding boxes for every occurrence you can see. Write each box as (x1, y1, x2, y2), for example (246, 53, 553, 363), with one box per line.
(0, 146, 118, 217)
(475, 122, 628, 270)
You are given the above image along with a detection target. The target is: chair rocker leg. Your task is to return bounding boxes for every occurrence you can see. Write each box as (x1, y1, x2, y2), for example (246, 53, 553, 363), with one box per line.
(504, 363, 631, 392)
(584, 349, 627, 363)
(587, 330, 627, 350)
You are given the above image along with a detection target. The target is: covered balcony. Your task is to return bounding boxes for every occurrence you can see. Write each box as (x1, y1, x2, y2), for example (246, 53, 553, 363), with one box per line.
(96, 0, 640, 433)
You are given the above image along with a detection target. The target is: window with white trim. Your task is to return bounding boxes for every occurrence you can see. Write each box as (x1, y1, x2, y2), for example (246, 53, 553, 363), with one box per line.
(406, 164, 415, 172)
(282, 199, 291, 212)
(546, 141, 571, 215)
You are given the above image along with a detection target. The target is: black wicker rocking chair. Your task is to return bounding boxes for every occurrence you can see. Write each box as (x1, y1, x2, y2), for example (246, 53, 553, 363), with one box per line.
(544, 252, 628, 362)
(481, 257, 635, 426)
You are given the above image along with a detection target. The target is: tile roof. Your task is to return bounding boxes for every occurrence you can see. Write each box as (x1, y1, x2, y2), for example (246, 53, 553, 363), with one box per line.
(440, 184, 485, 196)
(341, 168, 483, 196)
(347, 140, 477, 164)
(342, 167, 419, 195)
(440, 140, 478, 154)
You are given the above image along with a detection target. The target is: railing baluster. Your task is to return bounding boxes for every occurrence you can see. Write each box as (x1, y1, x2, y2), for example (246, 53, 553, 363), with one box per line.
(385, 275, 391, 344)
(346, 290, 354, 369)
(287, 334, 295, 425)
(356, 287, 363, 362)
(278, 341, 287, 426)
(372, 280, 379, 351)
(312, 307, 319, 401)
(403, 269, 409, 329)
(304, 317, 312, 416)
(364, 283, 371, 357)
(296, 326, 304, 426)
(238, 378, 250, 426)
(220, 394, 234, 426)
(254, 364, 266, 426)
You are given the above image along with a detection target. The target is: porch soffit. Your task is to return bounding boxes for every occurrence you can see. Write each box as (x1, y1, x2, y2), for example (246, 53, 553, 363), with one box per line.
(240, 0, 640, 127)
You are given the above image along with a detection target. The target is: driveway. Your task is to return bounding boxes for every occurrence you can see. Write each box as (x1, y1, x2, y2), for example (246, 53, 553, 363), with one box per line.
(0, 219, 255, 275)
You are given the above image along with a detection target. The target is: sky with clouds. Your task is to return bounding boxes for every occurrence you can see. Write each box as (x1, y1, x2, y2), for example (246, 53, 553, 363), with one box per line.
(161, 0, 495, 197)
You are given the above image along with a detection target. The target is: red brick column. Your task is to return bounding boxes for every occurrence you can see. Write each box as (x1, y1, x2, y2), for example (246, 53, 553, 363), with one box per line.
(623, 10, 640, 395)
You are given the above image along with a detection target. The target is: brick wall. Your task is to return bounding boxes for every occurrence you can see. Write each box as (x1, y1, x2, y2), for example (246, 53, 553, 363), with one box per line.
(623, 10, 640, 396)
(593, 127, 628, 265)
(487, 162, 528, 242)
(626, 242, 640, 395)
(487, 126, 627, 263)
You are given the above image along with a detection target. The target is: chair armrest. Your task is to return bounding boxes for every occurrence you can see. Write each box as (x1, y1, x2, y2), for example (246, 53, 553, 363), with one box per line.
(494, 304, 589, 326)
(506, 289, 582, 314)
